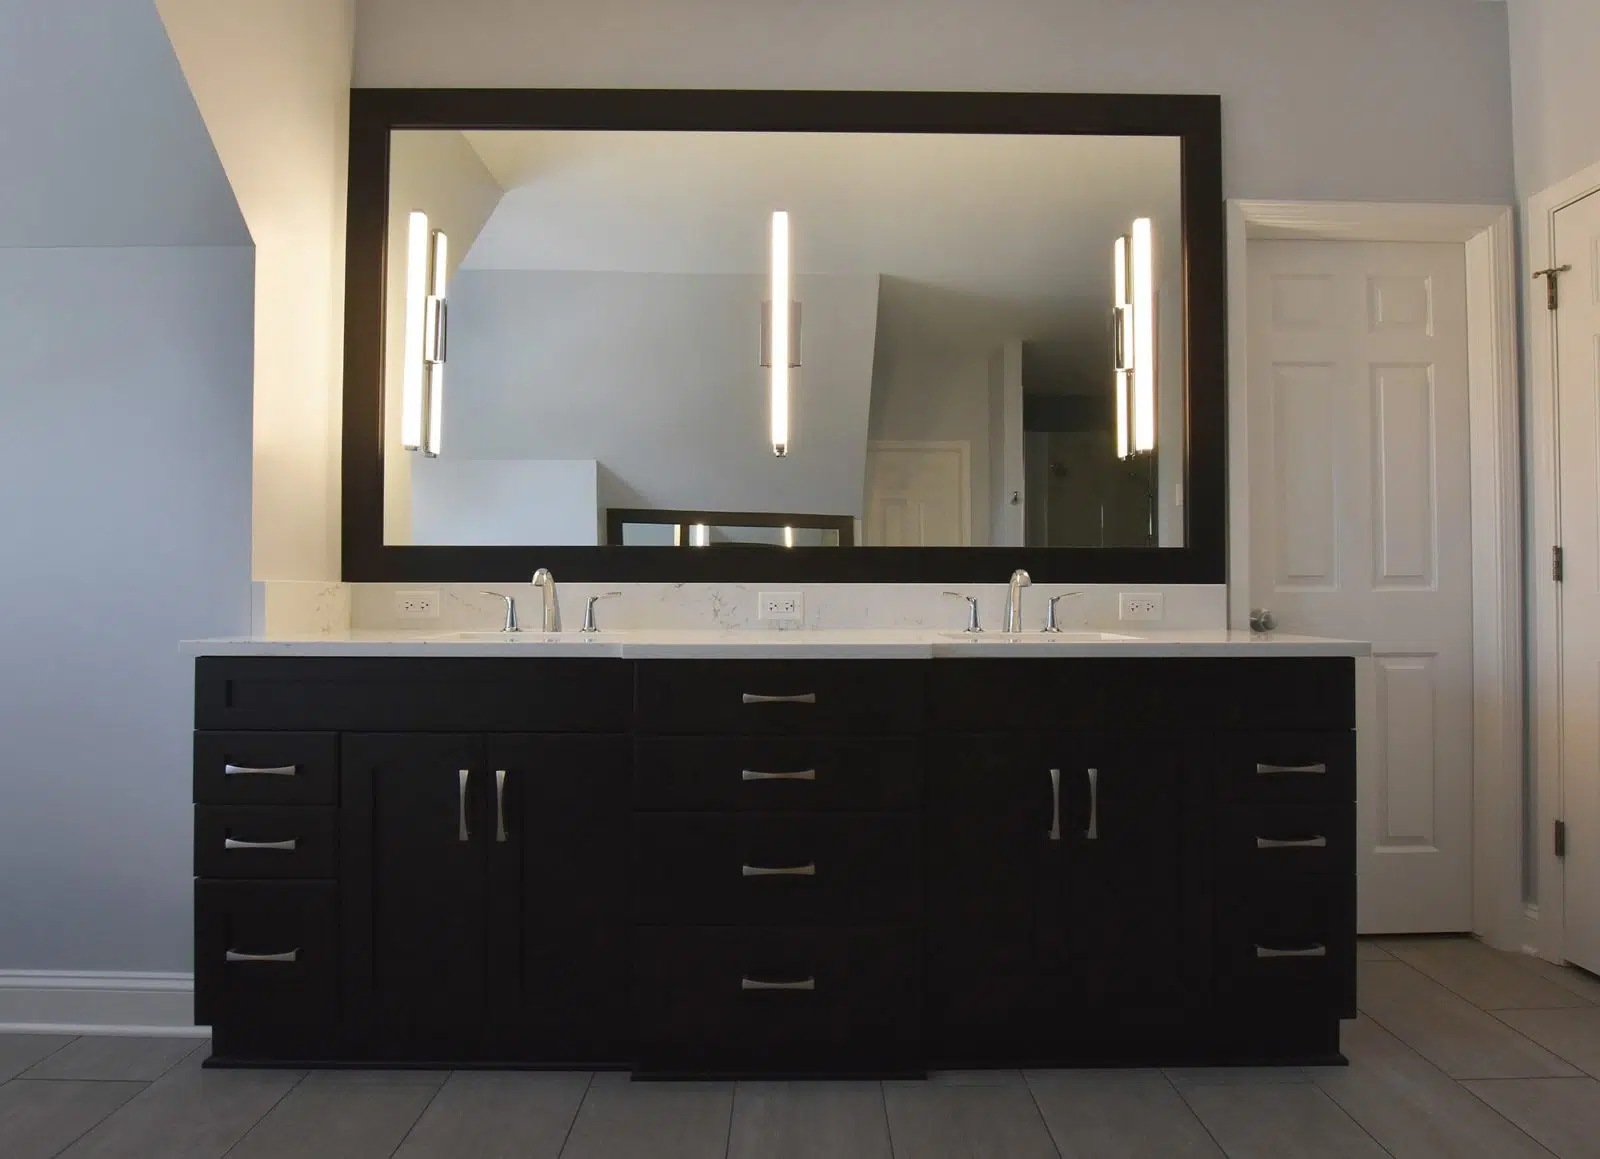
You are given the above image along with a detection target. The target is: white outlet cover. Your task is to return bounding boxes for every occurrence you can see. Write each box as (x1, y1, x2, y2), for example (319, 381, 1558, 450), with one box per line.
(758, 591, 804, 620)
(394, 589, 441, 619)
(1118, 592, 1165, 622)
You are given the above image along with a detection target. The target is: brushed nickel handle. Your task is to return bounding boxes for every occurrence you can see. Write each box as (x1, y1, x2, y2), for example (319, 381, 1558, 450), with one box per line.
(224, 838, 297, 852)
(226, 948, 299, 963)
(741, 976, 816, 991)
(495, 769, 507, 843)
(1256, 835, 1328, 849)
(1255, 944, 1328, 959)
(1256, 762, 1327, 775)
(224, 764, 296, 777)
(1047, 768, 1062, 842)
(1086, 768, 1100, 840)
(741, 862, 816, 877)
(742, 693, 817, 705)
(742, 769, 817, 782)
(458, 769, 471, 842)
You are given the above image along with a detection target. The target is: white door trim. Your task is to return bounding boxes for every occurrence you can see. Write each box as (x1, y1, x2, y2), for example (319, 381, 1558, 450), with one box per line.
(1227, 200, 1525, 951)
(866, 439, 973, 547)
(1526, 158, 1600, 967)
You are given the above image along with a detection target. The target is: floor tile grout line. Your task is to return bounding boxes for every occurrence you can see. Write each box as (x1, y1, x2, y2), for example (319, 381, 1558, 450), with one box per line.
(1380, 941, 1598, 1012)
(720, 1078, 736, 1159)
(1479, 1006, 1600, 1078)
(380, 1069, 449, 1159)
(872, 1080, 893, 1159)
(1159, 1071, 1230, 1158)
(554, 1070, 596, 1159)
(1448, 1079, 1566, 1159)
(41, 1078, 149, 1159)
(219, 1066, 312, 1159)
(1017, 1068, 1069, 1159)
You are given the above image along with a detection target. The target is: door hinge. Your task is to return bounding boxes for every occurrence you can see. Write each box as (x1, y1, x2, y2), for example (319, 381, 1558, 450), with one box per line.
(1553, 545, 1565, 583)
(1534, 264, 1573, 311)
(1556, 819, 1568, 858)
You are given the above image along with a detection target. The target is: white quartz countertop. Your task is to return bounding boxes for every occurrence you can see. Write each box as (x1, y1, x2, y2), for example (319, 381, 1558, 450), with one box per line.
(182, 629, 1370, 660)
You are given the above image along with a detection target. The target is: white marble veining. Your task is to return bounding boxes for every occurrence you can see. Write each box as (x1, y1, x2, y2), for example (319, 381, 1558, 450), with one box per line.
(182, 627, 1369, 660)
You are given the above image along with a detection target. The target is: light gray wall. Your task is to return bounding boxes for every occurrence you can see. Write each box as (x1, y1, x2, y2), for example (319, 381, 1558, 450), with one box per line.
(411, 458, 600, 545)
(0, 246, 255, 972)
(1508, 0, 1600, 196)
(443, 269, 880, 520)
(354, 0, 1514, 204)
(0, 0, 255, 976)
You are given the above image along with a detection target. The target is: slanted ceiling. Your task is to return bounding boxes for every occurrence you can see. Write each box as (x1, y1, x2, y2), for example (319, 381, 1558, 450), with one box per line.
(0, 0, 246, 248)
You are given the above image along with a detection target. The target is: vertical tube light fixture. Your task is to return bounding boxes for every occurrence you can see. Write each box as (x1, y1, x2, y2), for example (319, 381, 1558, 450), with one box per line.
(767, 210, 792, 457)
(1112, 219, 1156, 459)
(402, 210, 450, 457)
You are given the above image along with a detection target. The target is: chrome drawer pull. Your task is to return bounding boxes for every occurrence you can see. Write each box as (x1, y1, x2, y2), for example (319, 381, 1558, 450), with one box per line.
(224, 838, 297, 852)
(1255, 762, 1327, 775)
(224, 764, 297, 777)
(741, 976, 816, 991)
(1086, 767, 1100, 841)
(458, 769, 471, 843)
(1256, 836, 1328, 849)
(742, 769, 817, 782)
(742, 693, 817, 704)
(1255, 944, 1328, 959)
(495, 769, 508, 843)
(1047, 768, 1062, 842)
(741, 862, 816, 877)
(226, 948, 299, 963)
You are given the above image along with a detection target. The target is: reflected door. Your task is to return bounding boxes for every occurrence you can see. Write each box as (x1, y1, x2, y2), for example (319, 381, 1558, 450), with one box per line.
(1247, 240, 1473, 934)
(863, 441, 971, 546)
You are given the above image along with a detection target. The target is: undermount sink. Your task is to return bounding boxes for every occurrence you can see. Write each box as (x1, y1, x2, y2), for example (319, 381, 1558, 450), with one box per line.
(431, 631, 612, 643)
(938, 631, 1143, 643)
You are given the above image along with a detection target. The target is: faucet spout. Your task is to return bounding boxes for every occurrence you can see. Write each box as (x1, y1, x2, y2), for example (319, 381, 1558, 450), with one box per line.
(531, 568, 560, 632)
(1004, 569, 1032, 634)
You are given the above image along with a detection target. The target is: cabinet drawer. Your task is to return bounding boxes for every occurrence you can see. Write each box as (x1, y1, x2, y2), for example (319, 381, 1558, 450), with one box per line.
(194, 880, 336, 1026)
(1214, 804, 1355, 875)
(194, 806, 337, 879)
(1216, 876, 1355, 1013)
(633, 814, 920, 924)
(194, 732, 338, 806)
(635, 661, 925, 735)
(1217, 733, 1355, 804)
(635, 925, 919, 1076)
(633, 736, 920, 812)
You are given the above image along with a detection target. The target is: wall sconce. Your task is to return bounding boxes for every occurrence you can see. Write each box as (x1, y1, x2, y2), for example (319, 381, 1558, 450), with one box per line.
(402, 210, 449, 457)
(688, 524, 711, 548)
(1112, 218, 1155, 460)
(783, 526, 795, 549)
(760, 210, 801, 458)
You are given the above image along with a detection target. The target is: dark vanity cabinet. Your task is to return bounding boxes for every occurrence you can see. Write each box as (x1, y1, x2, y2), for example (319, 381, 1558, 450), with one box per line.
(193, 653, 1355, 1074)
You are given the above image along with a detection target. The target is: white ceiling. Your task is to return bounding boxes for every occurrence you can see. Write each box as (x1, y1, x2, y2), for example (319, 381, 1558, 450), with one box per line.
(452, 130, 1180, 349)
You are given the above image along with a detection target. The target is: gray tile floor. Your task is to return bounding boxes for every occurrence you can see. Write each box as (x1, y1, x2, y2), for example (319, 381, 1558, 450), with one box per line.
(5, 937, 1600, 1158)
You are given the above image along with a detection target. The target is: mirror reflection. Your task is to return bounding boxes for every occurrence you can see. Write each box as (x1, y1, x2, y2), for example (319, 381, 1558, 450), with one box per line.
(382, 130, 1184, 549)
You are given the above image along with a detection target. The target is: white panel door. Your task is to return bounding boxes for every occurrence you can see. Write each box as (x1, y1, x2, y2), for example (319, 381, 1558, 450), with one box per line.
(864, 442, 971, 547)
(1248, 240, 1474, 934)
(1555, 190, 1600, 975)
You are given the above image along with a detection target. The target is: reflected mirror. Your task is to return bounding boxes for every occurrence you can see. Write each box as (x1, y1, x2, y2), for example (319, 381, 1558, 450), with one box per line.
(381, 129, 1184, 550)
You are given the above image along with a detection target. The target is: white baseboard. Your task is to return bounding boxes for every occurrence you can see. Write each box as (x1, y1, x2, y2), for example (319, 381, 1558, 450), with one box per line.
(0, 971, 209, 1037)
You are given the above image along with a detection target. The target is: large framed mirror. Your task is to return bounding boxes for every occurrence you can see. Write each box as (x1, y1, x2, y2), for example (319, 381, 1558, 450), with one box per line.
(343, 90, 1224, 582)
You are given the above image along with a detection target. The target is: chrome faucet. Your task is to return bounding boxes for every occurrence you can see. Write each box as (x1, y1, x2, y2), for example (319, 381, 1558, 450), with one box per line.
(1044, 592, 1082, 633)
(532, 568, 560, 632)
(1004, 569, 1032, 634)
(943, 592, 982, 633)
(480, 591, 519, 632)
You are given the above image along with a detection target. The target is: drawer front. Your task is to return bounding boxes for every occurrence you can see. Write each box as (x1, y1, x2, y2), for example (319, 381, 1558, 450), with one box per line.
(194, 732, 338, 806)
(194, 880, 337, 1025)
(635, 925, 919, 1075)
(1216, 876, 1356, 1013)
(633, 736, 920, 812)
(194, 806, 337, 879)
(635, 661, 926, 735)
(1217, 732, 1356, 805)
(633, 814, 920, 924)
(1214, 804, 1355, 875)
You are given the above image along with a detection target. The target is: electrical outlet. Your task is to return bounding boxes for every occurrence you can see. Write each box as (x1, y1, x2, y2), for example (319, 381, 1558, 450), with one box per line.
(758, 591, 804, 621)
(1118, 591, 1164, 622)
(394, 590, 441, 620)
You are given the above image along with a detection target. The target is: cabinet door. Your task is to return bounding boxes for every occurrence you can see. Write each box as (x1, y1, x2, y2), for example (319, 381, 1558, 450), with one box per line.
(1044, 732, 1201, 1011)
(925, 734, 1055, 1059)
(485, 734, 631, 1064)
(341, 734, 488, 1055)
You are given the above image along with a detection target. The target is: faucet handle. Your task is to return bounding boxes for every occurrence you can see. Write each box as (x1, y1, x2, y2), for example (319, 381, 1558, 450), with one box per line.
(1044, 592, 1082, 633)
(942, 592, 982, 633)
(581, 592, 622, 633)
(480, 591, 519, 633)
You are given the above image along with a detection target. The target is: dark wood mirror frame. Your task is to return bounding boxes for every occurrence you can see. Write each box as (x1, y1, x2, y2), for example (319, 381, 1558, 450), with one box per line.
(342, 88, 1224, 583)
